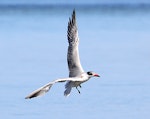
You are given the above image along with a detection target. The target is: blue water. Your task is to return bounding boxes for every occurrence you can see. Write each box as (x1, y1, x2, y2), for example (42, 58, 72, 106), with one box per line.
(0, 4, 150, 119)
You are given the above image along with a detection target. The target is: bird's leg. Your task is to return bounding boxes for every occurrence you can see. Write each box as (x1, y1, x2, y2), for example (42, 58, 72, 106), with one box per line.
(76, 87, 80, 94)
(79, 84, 82, 88)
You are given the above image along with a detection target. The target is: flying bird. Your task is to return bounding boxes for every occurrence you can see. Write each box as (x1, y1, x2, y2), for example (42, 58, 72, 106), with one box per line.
(25, 10, 100, 99)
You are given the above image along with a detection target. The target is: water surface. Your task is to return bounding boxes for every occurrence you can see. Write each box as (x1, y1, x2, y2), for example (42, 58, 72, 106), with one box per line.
(0, 4, 150, 119)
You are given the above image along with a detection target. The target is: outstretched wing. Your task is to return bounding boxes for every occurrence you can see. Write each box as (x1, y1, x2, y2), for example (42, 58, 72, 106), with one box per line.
(67, 10, 84, 77)
(25, 77, 81, 99)
(25, 83, 53, 99)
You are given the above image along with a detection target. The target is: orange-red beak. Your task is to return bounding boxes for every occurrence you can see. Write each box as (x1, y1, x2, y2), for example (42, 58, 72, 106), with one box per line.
(94, 74, 100, 77)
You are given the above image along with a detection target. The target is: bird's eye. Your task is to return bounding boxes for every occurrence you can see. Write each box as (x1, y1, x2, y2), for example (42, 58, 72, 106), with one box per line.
(87, 72, 92, 75)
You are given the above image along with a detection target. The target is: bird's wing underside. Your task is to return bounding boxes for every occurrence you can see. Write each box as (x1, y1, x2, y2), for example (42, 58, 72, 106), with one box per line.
(67, 10, 84, 77)
(25, 77, 82, 99)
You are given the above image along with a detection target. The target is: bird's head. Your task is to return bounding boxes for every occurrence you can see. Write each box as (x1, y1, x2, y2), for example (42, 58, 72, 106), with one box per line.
(87, 71, 100, 78)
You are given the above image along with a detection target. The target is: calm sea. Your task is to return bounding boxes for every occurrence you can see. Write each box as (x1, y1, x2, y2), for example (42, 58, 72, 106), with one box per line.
(0, 4, 150, 119)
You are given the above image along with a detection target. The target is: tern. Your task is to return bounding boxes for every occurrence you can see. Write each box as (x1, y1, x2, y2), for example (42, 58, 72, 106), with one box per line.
(25, 10, 100, 99)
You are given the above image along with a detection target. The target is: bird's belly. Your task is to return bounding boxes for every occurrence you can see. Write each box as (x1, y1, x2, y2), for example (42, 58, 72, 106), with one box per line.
(73, 81, 86, 87)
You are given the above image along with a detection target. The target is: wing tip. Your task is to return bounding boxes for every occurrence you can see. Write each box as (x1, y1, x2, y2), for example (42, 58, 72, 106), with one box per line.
(25, 97, 31, 99)
(25, 93, 39, 99)
(25, 89, 43, 99)
(25, 94, 38, 99)
(68, 9, 76, 25)
(73, 9, 75, 16)
(72, 9, 76, 23)
(25, 83, 54, 99)
(67, 9, 78, 44)
(68, 9, 76, 24)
